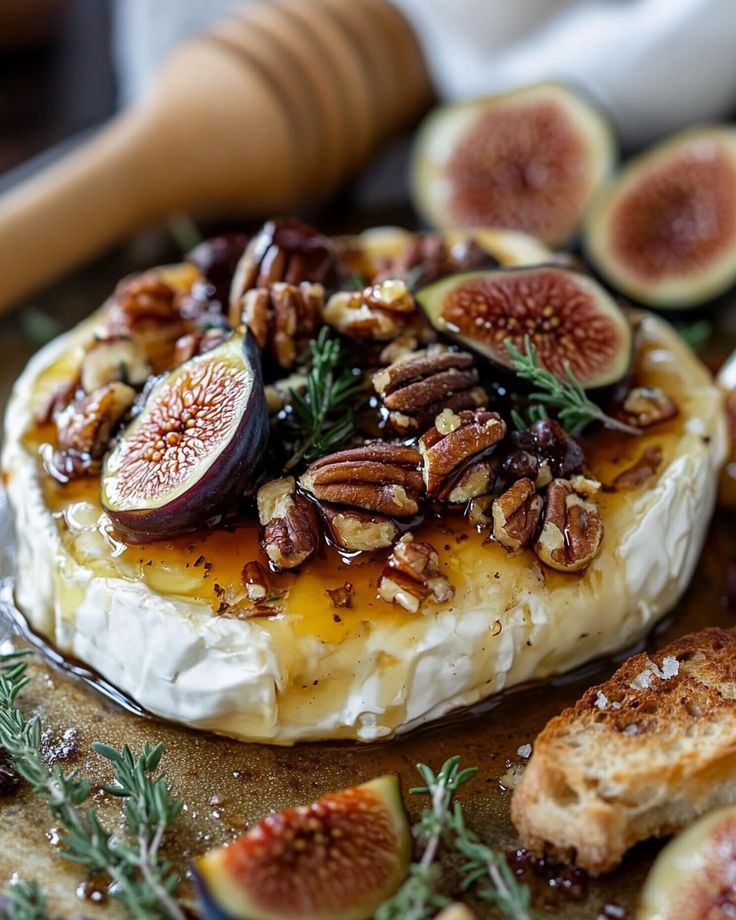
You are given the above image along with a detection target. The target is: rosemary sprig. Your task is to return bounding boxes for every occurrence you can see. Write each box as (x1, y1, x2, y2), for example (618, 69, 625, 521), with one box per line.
(2, 879, 47, 920)
(505, 336, 639, 436)
(283, 327, 363, 471)
(0, 653, 185, 920)
(376, 757, 477, 920)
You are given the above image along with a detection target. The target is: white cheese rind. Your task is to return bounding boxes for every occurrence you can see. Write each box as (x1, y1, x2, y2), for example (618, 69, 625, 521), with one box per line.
(1, 315, 727, 744)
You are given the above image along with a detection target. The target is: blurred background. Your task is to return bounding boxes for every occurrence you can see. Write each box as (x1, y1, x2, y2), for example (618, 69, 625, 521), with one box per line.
(2, 0, 736, 414)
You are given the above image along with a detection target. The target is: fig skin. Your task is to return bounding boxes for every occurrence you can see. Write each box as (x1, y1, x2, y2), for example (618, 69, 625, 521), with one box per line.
(411, 82, 617, 246)
(416, 265, 633, 394)
(584, 125, 736, 311)
(637, 805, 736, 920)
(193, 775, 411, 920)
(100, 333, 268, 542)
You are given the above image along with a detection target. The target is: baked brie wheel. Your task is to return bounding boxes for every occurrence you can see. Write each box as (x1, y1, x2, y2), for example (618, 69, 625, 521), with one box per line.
(1, 219, 727, 745)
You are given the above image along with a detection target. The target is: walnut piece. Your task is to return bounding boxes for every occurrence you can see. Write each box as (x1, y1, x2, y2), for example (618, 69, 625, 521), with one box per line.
(105, 272, 188, 362)
(617, 386, 678, 429)
(323, 279, 416, 342)
(378, 534, 454, 613)
(373, 348, 487, 436)
(534, 478, 604, 573)
(80, 335, 151, 393)
(242, 560, 271, 603)
(237, 282, 324, 369)
(53, 382, 136, 480)
(326, 582, 354, 609)
(300, 443, 424, 519)
(492, 478, 543, 552)
(374, 233, 498, 289)
(319, 504, 398, 552)
(257, 477, 321, 570)
(419, 409, 506, 499)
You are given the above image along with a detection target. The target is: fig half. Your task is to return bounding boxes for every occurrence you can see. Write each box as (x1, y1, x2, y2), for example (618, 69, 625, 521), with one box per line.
(101, 333, 267, 541)
(638, 805, 736, 920)
(585, 126, 736, 309)
(194, 775, 411, 920)
(417, 266, 632, 391)
(411, 82, 616, 246)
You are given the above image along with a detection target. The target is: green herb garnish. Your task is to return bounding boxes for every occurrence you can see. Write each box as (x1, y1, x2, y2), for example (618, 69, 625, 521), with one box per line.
(0, 651, 185, 920)
(282, 327, 363, 471)
(2, 878, 47, 920)
(505, 335, 639, 436)
(376, 756, 536, 920)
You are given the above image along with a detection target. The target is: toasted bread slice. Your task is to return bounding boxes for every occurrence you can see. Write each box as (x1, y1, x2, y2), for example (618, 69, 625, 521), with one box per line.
(511, 627, 736, 875)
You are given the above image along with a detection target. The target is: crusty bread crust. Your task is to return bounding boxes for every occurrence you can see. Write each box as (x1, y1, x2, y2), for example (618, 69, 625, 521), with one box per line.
(511, 627, 736, 875)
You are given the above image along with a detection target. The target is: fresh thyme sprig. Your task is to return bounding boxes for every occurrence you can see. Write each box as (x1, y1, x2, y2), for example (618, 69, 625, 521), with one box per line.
(283, 327, 363, 471)
(0, 652, 185, 920)
(505, 336, 639, 437)
(2, 879, 48, 920)
(376, 757, 477, 920)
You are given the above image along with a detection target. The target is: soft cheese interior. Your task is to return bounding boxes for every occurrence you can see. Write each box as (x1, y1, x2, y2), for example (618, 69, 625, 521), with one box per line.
(2, 313, 727, 743)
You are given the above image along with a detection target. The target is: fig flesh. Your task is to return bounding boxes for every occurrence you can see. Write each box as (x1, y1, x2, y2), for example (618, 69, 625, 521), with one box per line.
(194, 775, 411, 920)
(101, 333, 267, 541)
(585, 126, 736, 309)
(417, 266, 632, 391)
(411, 82, 616, 246)
(637, 804, 736, 920)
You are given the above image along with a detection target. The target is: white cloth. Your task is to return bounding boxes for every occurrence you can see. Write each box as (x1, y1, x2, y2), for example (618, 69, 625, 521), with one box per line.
(115, 0, 736, 147)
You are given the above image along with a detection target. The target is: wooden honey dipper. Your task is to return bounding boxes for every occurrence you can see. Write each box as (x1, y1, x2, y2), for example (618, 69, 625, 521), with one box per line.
(0, 0, 432, 312)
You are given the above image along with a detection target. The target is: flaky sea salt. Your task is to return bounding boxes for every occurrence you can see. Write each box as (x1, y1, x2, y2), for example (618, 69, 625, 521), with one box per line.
(517, 743, 532, 759)
(595, 690, 609, 709)
(661, 656, 679, 679)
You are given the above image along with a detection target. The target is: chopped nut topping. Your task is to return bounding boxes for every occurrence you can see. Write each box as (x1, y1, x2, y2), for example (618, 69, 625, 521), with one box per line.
(378, 534, 454, 613)
(237, 282, 324, 369)
(373, 347, 487, 436)
(323, 279, 417, 342)
(257, 477, 321, 570)
(241, 560, 270, 603)
(534, 478, 604, 573)
(492, 478, 543, 552)
(419, 409, 506, 499)
(319, 504, 398, 552)
(326, 582, 354, 609)
(468, 494, 494, 528)
(300, 443, 424, 519)
(105, 272, 188, 362)
(444, 457, 500, 505)
(613, 445, 663, 489)
(617, 386, 678, 429)
(379, 334, 420, 366)
(53, 382, 136, 480)
(81, 336, 151, 393)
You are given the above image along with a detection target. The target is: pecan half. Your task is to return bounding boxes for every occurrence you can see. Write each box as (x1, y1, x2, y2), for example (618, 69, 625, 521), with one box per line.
(374, 233, 499, 290)
(229, 218, 337, 307)
(534, 479, 604, 573)
(53, 382, 136, 480)
(373, 348, 487, 435)
(257, 477, 321, 570)
(105, 272, 188, 361)
(319, 504, 398, 552)
(617, 386, 678, 429)
(492, 478, 543, 552)
(300, 443, 424, 519)
(323, 279, 417, 342)
(81, 335, 151, 393)
(174, 327, 230, 366)
(419, 409, 506, 498)
(503, 418, 584, 486)
(613, 445, 663, 489)
(238, 282, 324, 368)
(378, 534, 454, 613)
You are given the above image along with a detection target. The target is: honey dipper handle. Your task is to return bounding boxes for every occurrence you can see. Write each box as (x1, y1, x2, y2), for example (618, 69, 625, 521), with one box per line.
(0, 0, 432, 313)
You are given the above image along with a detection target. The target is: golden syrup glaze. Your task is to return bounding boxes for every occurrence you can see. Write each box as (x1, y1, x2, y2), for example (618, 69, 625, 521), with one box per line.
(26, 318, 687, 649)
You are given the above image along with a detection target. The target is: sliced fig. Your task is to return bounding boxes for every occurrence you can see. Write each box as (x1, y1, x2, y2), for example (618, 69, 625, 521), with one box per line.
(101, 333, 267, 541)
(194, 775, 411, 920)
(585, 126, 736, 309)
(416, 266, 632, 390)
(411, 82, 616, 246)
(637, 805, 736, 920)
